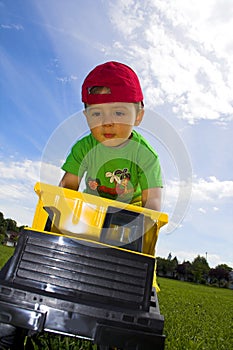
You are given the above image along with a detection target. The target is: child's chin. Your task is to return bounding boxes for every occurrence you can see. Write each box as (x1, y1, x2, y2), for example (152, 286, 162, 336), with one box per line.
(102, 138, 126, 147)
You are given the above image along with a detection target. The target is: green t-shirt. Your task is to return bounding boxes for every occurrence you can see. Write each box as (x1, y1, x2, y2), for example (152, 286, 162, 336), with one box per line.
(62, 130, 163, 204)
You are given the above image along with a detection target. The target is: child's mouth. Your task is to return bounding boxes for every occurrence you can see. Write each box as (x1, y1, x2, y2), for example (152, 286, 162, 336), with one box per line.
(104, 134, 115, 138)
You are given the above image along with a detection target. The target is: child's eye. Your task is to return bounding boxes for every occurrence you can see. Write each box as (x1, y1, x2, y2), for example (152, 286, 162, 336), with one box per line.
(114, 111, 125, 117)
(91, 111, 102, 117)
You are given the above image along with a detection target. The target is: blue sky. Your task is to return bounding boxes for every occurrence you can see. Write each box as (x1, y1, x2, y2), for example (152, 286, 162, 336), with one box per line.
(0, 0, 233, 268)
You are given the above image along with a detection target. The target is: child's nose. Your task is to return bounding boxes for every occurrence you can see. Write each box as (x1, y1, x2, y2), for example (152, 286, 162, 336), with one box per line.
(102, 114, 114, 125)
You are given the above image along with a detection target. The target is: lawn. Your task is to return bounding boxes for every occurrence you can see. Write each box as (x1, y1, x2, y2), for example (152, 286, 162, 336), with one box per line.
(0, 245, 232, 349)
(157, 277, 233, 350)
(0, 244, 15, 268)
(25, 278, 233, 350)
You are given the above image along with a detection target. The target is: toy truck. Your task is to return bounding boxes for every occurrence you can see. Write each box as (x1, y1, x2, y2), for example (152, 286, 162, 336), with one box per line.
(0, 182, 168, 349)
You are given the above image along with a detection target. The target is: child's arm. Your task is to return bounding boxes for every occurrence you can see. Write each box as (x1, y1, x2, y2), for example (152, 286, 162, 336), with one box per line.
(59, 172, 81, 191)
(141, 187, 162, 211)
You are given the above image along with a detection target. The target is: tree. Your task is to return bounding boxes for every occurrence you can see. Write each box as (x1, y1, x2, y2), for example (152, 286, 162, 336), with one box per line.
(0, 233, 5, 244)
(191, 255, 210, 284)
(209, 264, 232, 287)
(0, 212, 4, 224)
(177, 261, 193, 281)
(169, 256, 178, 278)
(216, 264, 232, 272)
(156, 257, 168, 276)
(0, 212, 7, 236)
(5, 218, 19, 232)
(157, 256, 178, 278)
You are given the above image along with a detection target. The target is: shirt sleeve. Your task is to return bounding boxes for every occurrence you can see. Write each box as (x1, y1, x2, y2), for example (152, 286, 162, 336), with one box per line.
(137, 145, 163, 190)
(61, 141, 87, 177)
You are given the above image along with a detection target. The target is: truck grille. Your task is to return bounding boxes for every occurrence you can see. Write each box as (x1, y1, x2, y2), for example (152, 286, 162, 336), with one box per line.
(8, 230, 154, 311)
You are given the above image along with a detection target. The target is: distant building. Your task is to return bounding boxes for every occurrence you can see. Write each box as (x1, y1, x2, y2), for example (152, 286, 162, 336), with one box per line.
(5, 231, 20, 247)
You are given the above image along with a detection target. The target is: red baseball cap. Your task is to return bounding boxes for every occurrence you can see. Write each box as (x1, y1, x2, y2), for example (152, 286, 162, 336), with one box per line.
(82, 61, 143, 105)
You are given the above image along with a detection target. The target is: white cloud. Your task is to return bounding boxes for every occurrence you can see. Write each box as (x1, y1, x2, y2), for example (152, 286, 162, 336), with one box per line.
(0, 160, 40, 225)
(56, 75, 78, 83)
(31, 0, 233, 123)
(164, 176, 233, 206)
(207, 253, 233, 269)
(0, 159, 63, 226)
(107, 0, 233, 123)
(192, 176, 233, 201)
(0, 160, 39, 182)
(1, 24, 24, 30)
(173, 0, 233, 55)
(162, 175, 233, 232)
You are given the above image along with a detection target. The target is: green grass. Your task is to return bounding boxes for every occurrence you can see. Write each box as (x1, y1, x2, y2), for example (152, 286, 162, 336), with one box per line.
(157, 277, 233, 350)
(0, 244, 15, 268)
(24, 335, 97, 350)
(0, 246, 232, 349)
(18, 278, 233, 349)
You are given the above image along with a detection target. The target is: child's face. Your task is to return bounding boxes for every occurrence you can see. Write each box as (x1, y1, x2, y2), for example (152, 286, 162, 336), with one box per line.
(84, 102, 144, 147)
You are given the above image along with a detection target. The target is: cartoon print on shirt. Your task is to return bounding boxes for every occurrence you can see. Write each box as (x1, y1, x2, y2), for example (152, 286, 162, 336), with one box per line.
(87, 178, 100, 191)
(87, 168, 134, 200)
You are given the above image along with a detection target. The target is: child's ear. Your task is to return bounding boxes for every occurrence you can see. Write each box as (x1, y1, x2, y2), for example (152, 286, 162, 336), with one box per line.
(134, 109, 144, 126)
(83, 109, 88, 118)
